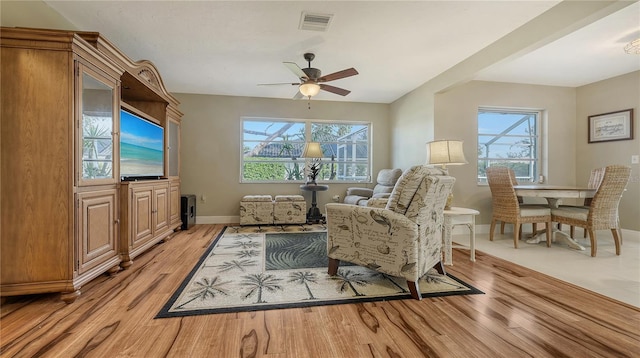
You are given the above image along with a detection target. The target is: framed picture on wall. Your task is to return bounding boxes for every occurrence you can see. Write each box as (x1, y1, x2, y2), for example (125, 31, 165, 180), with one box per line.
(588, 109, 634, 143)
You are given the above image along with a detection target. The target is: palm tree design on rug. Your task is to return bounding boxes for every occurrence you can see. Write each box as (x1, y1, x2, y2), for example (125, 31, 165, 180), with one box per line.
(331, 269, 369, 297)
(241, 273, 283, 303)
(288, 271, 318, 300)
(215, 259, 258, 272)
(236, 249, 260, 259)
(226, 240, 261, 250)
(424, 271, 465, 290)
(371, 272, 408, 293)
(177, 276, 230, 309)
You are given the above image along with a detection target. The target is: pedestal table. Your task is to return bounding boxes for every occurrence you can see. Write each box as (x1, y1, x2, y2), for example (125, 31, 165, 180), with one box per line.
(300, 184, 329, 224)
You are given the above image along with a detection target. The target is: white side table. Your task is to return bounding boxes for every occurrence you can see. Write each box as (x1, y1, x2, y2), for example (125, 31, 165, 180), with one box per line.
(443, 207, 480, 265)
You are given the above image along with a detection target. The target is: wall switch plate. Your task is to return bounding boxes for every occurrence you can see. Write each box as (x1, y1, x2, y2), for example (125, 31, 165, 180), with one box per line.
(632, 155, 639, 164)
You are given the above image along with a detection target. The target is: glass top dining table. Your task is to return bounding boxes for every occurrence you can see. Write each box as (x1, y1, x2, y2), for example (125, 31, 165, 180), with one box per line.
(513, 185, 597, 250)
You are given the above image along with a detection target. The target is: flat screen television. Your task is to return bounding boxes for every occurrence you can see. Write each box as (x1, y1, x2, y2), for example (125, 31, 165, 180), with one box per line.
(120, 108, 164, 180)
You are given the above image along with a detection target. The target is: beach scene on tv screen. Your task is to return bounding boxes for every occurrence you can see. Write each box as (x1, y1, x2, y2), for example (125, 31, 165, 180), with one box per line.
(120, 110, 164, 177)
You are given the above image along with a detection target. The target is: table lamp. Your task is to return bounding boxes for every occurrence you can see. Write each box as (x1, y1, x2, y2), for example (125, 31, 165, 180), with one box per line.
(426, 139, 468, 209)
(302, 142, 324, 185)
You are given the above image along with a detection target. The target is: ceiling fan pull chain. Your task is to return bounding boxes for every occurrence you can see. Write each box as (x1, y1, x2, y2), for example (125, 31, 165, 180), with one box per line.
(307, 97, 311, 110)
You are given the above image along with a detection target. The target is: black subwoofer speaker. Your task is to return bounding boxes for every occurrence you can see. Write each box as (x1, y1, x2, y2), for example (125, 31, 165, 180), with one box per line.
(181, 194, 196, 230)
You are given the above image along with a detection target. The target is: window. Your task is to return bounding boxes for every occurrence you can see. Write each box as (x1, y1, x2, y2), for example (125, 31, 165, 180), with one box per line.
(311, 122, 370, 181)
(241, 118, 371, 183)
(477, 108, 541, 184)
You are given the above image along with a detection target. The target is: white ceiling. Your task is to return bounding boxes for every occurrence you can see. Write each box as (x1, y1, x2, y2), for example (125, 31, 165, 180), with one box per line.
(44, 1, 640, 104)
(475, 1, 640, 87)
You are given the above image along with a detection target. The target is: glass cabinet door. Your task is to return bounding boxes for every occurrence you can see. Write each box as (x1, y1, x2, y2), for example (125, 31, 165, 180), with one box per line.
(77, 62, 119, 186)
(167, 118, 180, 177)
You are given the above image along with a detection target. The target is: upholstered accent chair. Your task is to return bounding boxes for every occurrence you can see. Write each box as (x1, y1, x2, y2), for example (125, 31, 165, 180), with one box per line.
(486, 167, 552, 248)
(343, 168, 402, 206)
(326, 166, 455, 300)
(551, 165, 630, 257)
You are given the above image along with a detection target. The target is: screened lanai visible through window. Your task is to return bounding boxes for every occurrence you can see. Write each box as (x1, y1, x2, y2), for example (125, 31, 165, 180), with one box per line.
(311, 123, 370, 182)
(477, 109, 541, 184)
(241, 119, 371, 183)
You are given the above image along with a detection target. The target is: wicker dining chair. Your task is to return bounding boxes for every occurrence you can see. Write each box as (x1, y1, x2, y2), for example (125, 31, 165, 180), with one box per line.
(566, 167, 605, 238)
(551, 165, 630, 257)
(487, 167, 552, 248)
(500, 168, 527, 234)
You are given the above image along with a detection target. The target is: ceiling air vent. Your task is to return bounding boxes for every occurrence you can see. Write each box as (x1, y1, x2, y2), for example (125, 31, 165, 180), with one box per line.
(299, 12, 333, 32)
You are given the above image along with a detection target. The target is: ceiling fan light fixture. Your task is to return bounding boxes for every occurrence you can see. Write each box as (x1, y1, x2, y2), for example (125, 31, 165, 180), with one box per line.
(299, 82, 320, 97)
(624, 38, 640, 54)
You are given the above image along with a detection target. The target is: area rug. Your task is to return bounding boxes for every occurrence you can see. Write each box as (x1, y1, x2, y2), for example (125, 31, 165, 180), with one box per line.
(156, 225, 483, 318)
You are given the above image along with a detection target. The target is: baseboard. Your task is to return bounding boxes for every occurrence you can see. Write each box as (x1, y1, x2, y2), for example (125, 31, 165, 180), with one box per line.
(620, 228, 639, 239)
(196, 216, 238, 224)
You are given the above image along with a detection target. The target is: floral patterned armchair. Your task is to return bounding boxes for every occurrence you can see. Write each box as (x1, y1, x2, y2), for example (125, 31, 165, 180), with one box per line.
(325, 166, 455, 300)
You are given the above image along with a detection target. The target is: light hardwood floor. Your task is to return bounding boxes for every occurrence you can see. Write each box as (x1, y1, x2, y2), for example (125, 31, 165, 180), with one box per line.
(1, 224, 639, 357)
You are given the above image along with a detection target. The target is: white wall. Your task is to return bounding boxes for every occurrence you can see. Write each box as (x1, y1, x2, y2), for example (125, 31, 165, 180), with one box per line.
(1, 1, 76, 29)
(576, 71, 640, 230)
(174, 93, 390, 223)
(389, 86, 436, 171)
(433, 80, 578, 225)
(386, 0, 628, 175)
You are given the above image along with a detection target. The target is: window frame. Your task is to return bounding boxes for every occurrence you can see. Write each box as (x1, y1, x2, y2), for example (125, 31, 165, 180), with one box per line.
(477, 107, 543, 185)
(240, 117, 372, 184)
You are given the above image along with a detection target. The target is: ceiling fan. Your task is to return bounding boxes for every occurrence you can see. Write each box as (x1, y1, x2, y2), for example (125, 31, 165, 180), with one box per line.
(259, 53, 358, 99)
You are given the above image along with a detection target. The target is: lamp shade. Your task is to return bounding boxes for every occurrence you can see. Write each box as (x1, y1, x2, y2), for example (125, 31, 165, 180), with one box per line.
(302, 142, 324, 158)
(426, 140, 468, 167)
(299, 82, 321, 97)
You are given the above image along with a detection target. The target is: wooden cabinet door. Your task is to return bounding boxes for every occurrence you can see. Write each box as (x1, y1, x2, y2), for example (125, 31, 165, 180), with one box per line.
(77, 189, 119, 275)
(154, 184, 169, 233)
(169, 181, 181, 227)
(131, 187, 154, 247)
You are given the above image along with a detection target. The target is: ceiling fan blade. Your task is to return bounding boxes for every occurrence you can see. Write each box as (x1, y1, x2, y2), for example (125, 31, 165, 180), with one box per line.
(318, 68, 358, 82)
(320, 84, 351, 96)
(283, 62, 308, 80)
(257, 82, 300, 86)
(293, 91, 304, 100)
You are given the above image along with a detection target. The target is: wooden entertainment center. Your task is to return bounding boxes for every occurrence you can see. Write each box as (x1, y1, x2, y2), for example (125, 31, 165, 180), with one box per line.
(1, 27, 183, 302)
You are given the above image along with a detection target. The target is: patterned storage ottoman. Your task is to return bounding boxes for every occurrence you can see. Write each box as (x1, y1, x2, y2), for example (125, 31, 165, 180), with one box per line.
(273, 195, 306, 225)
(240, 195, 274, 226)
